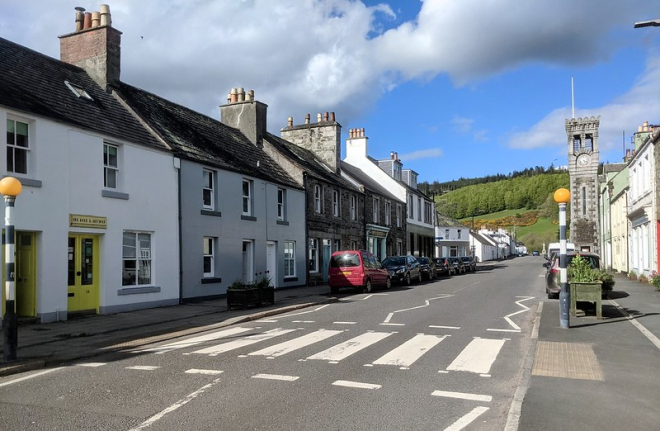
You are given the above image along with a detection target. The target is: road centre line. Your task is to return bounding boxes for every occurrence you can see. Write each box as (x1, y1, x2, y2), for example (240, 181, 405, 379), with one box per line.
(431, 390, 492, 402)
(252, 373, 299, 381)
(185, 369, 224, 375)
(128, 377, 223, 431)
(126, 366, 160, 371)
(76, 362, 106, 367)
(333, 321, 356, 325)
(444, 406, 490, 431)
(0, 367, 65, 388)
(429, 325, 460, 329)
(332, 380, 381, 390)
(280, 304, 330, 318)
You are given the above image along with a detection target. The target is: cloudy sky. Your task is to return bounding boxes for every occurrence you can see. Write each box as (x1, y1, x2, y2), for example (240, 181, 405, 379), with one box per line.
(2, 0, 659, 183)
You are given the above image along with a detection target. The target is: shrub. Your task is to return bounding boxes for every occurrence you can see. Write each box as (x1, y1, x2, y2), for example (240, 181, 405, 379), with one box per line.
(568, 255, 599, 282)
(639, 274, 649, 284)
(651, 271, 660, 291)
(628, 271, 638, 281)
(596, 270, 615, 292)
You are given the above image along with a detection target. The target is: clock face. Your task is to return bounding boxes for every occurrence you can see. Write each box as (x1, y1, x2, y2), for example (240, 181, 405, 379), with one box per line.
(577, 154, 591, 166)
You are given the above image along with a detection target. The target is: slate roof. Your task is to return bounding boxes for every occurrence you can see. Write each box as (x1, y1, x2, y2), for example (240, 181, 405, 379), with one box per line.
(0, 37, 164, 150)
(471, 231, 496, 246)
(264, 133, 361, 192)
(340, 161, 400, 201)
(436, 212, 469, 229)
(115, 83, 299, 189)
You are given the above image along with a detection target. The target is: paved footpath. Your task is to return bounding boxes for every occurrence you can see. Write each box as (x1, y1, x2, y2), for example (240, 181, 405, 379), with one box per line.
(1, 274, 659, 430)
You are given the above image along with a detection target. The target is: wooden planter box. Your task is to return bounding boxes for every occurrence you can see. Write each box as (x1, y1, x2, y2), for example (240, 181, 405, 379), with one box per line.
(570, 281, 603, 319)
(227, 286, 275, 310)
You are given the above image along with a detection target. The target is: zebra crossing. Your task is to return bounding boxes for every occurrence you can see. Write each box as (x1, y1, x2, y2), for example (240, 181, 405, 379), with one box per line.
(137, 326, 509, 375)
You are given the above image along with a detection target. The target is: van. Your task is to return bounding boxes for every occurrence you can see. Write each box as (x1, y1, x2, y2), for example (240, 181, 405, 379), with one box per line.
(546, 242, 575, 260)
(328, 250, 391, 294)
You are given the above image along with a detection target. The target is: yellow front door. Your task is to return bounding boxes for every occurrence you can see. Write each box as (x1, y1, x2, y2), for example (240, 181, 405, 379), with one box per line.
(67, 235, 99, 313)
(16, 232, 36, 317)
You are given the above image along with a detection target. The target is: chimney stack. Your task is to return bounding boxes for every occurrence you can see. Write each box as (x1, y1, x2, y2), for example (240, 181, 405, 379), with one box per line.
(220, 87, 268, 147)
(60, 4, 122, 91)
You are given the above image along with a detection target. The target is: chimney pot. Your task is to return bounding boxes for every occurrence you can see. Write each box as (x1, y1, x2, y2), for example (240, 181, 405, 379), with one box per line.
(83, 12, 92, 29)
(288, 116, 293, 127)
(100, 4, 111, 26)
(230, 88, 238, 103)
(323, 112, 329, 122)
(330, 112, 335, 122)
(361, 128, 365, 137)
(317, 113, 322, 123)
(238, 88, 245, 102)
(75, 9, 85, 31)
(305, 114, 310, 124)
(390, 151, 394, 159)
(247, 89, 254, 101)
(91, 11, 101, 28)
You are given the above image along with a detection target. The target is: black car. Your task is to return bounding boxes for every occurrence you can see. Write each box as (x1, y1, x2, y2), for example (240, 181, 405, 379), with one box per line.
(460, 256, 477, 272)
(382, 255, 422, 285)
(447, 257, 466, 274)
(416, 257, 437, 280)
(432, 257, 453, 276)
(545, 252, 611, 299)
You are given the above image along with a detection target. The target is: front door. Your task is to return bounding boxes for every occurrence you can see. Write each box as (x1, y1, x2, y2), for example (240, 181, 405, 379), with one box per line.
(16, 232, 36, 317)
(266, 241, 277, 288)
(67, 235, 99, 313)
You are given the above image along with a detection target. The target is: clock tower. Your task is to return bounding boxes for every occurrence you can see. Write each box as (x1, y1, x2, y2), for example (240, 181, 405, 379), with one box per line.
(567, 116, 600, 253)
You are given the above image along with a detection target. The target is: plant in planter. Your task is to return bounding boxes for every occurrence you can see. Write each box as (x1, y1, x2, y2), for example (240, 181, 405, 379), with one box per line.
(226, 280, 260, 310)
(651, 271, 660, 291)
(568, 255, 604, 318)
(628, 271, 637, 281)
(255, 275, 275, 305)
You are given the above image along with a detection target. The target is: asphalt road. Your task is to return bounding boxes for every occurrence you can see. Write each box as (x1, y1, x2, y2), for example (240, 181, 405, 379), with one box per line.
(0, 258, 543, 430)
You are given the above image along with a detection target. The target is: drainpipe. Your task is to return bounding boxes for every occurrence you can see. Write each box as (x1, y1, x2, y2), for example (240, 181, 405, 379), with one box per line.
(175, 157, 183, 304)
(303, 172, 309, 286)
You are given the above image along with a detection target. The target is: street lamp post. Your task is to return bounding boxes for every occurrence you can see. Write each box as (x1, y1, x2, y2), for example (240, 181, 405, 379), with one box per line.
(554, 188, 571, 329)
(0, 177, 22, 360)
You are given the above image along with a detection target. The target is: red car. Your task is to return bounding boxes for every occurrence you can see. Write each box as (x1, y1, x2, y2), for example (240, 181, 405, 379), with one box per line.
(328, 250, 391, 294)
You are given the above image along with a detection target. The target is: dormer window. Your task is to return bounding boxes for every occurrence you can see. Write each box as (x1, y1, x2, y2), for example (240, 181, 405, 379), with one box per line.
(65, 80, 93, 101)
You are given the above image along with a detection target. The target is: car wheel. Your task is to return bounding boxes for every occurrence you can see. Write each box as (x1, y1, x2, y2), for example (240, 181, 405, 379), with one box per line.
(385, 277, 392, 289)
(364, 280, 372, 293)
(405, 272, 411, 286)
(330, 286, 339, 294)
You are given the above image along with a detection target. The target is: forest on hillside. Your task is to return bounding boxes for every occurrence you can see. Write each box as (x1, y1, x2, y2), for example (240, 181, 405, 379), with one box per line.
(433, 172, 569, 219)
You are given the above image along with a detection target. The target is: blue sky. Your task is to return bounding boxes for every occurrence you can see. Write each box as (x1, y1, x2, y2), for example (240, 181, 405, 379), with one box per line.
(2, 0, 659, 183)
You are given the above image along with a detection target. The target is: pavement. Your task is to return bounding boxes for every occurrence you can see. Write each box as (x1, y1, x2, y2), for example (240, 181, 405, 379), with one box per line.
(1, 271, 659, 430)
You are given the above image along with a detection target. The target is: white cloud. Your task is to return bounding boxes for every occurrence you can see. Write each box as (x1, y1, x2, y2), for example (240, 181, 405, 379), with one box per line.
(400, 148, 443, 161)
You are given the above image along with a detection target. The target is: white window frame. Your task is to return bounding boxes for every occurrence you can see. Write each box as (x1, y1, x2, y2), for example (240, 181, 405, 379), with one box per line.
(6, 118, 30, 176)
(122, 231, 152, 286)
(277, 188, 286, 221)
(396, 204, 402, 227)
(284, 240, 296, 277)
(203, 169, 215, 210)
(408, 195, 413, 219)
(242, 179, 253, 216)
(385, 201, 391, 226)
(417, 197, 422, 221)
(203, 237, 215, 277)
(103, 143, 119, 190)
(309, 238, 319, 273)
(350, 195, 357, 220)
(333, 190, 340, 217)
(314, 185, 322, 213)
(373, 197, 380, 223)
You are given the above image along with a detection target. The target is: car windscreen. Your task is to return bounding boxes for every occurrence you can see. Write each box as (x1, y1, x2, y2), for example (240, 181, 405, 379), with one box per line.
(417, 258, 429, 264)
(383, 257, 405, 266)
(330, 253, 360, 268)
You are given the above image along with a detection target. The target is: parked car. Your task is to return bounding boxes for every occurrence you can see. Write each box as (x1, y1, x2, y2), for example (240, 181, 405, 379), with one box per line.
(328, 250, 391, 294)
(460, 256, 477, 272)
(382, 255, 422, 285)
(532, 251, 540, 256)
(432, 257, 453, 276)
(416, 257, 437, 280)
(447, 257, 466, 274)
(544, 251, 611, 299)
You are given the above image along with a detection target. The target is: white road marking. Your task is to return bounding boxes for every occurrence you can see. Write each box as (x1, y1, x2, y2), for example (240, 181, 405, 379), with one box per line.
(431, 390, 492, 402)
(76, 362, 106, 367)
(611, 299, 660, 350)
(0, 367, 65, 388)
(340, 293, 388, 302)
(128, 377, 223, 431)
(126, 366, 160, 371)
(192, 328, 297, 356)
(185, 369, 224, 375)
(372, 334, 447, 367)
(141, 326, 255, 354)
(531, 301, 543, 340)
(332, 380, 381, 390)
(252, 373, 299, 381)
(380, 323, 405, 326)
(446, 338, 506, 374)
(444, 406, 490, 431)
(279, 304, 330, 318)
(429, 325, 460, 330)
(488, 296, 534, 332)
(307, 331, 393, 362)
(333, 321, 356, 325)
(249, 329, 343, 358)
(382, 294, 453, 324)
(292, 320, 315, 323)
(254, 319, 278, 323)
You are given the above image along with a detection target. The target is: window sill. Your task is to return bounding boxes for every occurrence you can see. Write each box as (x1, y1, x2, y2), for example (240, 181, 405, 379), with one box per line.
(118, 285, 161, 295)
(201, 277, 222, 284)
(276, 220, 289, 226)
(102, 190, 129, 200)
(4, 176, 42, 188)
(241, 215, 257, 221)
(201, 210, 222, 217)
(283, 277, 298, 282)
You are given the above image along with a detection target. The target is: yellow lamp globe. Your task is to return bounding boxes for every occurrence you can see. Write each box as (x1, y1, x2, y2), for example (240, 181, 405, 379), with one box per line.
(0, 177, 22, 197)
(554, 188, 570, 204)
